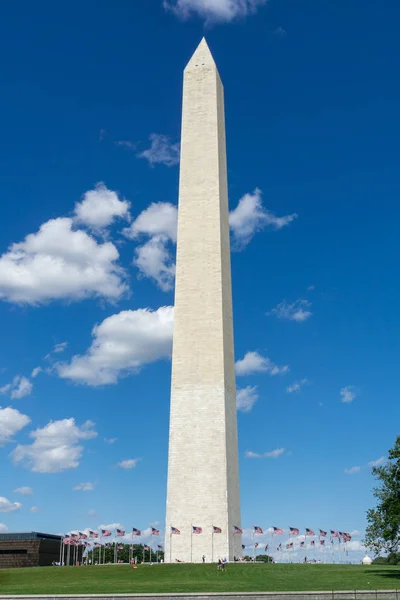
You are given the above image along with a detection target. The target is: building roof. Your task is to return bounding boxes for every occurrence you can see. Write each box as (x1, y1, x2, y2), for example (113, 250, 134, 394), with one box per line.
(0, 532, 62, 542)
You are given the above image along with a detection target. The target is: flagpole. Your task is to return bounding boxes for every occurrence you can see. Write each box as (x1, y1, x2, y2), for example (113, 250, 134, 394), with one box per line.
(170, 528, 172, 564)
(150, 528, 152, 564)
(252, 532, 255, 562)
(59, 536, 63, 564)
(338, 536, 341, 564)
(211, 527, 214, 563)
(62, 540, 65, 566)
(190, 525, 193, 563)
(143, 542, 145, 564)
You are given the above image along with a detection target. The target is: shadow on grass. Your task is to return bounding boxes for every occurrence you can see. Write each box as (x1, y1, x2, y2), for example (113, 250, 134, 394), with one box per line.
(367, 569, 400, 581)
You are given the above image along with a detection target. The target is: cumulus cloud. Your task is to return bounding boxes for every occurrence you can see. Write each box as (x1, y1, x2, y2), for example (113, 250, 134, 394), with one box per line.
(73, 482, 95, 491)
(0, 217, 127, 305)
(138, 134, 180, 167)
(30, 506, 40, 513)
(235, 351, 288, 377)
(124, 202, 177, 291)
(0, 497, 22, 512)
(74, 183, 130, 230)
(267, 299, 312, 322)
(0, 407, 31, 446)
(229, 189, 297, 250)
(11, 418, 97, 473)
(10, 376, 33, 400)
(245, 448, 285, 459)
(286, 378, 308, 393)
(31, 367, 42, 378)
(116, 459, 140, 469)
(163, 0, 267, 22)
(368, 456, 386, 468)
(236, 386, 259, 412)
(13, 487, 33, 496)
(0, 524, 8, 533)
(125, 202, 178, 243)
(134, 236, 176, 291)
(340, 386, 357, 404)
(104, 438, 117, 444)
(0, 384, 11, 395)
(344, 466, 361, 474)
(57, 307, 173, 386)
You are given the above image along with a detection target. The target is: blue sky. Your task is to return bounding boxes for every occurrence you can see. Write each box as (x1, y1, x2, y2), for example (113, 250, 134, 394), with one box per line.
(0, 0, 399, 562)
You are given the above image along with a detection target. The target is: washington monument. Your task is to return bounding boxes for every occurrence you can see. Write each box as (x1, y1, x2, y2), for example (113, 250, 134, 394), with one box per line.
(165, 39, 242, 563)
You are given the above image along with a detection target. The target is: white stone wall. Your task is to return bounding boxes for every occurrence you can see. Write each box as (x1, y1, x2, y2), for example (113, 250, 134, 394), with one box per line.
(165, 39, 242, 563)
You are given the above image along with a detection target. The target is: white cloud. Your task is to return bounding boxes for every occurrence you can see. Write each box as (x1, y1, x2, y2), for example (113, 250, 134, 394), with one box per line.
(267, 299, 312, 322)
(0, 384, 11, 395)
(87, 509, 96, 516)
(11, 418, 97, 473)
(236, 386, 259, 412)
(245, 448, 285, 459)
(0, 407, 30, 446)
(0, 524, 8, 533)
(125, 202, 178, 242)
(138, 134, 180, 167)
(31, 367, 42, 378)
(10, 376, 32, 400)
(235, 351, 288, 377)
(163, 0, 267, 22)
(286, 378, 308, 393)
(98, 522, 124, 532)
(340, 385, 357, 404)
(74, 183, 130, 230)
(116, 458, 140, 469)
(229, 189, 297, 250)
(57, 306, 174, 386)
(53, 342, 68, 354)
(0, 217, 126, 304)
(73, 482, 95, 491)
(104, 438, 117, 444)
(30, 506, 40, 513)
(0, 497, 22, 512)
(13, 487, 33, 496)
(368, 456, 386, 468)
(344, 466, 361, 474)
(134, 236, 175, 291)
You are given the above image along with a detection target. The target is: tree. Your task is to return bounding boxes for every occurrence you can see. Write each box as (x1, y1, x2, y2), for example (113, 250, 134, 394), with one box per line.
(365, 435, 400, 555)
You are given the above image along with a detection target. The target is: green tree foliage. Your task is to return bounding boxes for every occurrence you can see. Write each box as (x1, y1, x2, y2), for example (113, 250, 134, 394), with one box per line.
(87, 543, 164, 565)
(365, 435, 400, 555)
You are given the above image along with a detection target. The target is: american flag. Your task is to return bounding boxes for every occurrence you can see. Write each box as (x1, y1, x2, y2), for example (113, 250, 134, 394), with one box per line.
(286, 543, 293, 549)
(144, 545, 150, 550)
(273, 527, 284, 534)
(71, 533, 79, 540)
(319, 529, 327, 537)
(242, 544, 246, 550)
(64, 534, 70, 540)
(300, 541, 305, 548)
(94, 543, 101, 548)
(330, 530, 339, 538)
(79, 532, 88, 539)
(116, 529, 125, 537)
(192, 526, 202, 534)
(213, 526, 222, 534)
(157, 545, 163, 550)
(171, 527, 180, 535)
(311, 540, 315, 547)
(305, 528, 315, 536)
(338, 531, 344, 539)
(320, 540, 325, 546)
(277, 544, 282, 551)
(151, 527, 160, 535)
(105, 543, 111, 549)
(254, 542, 259, 548)
(132, 528, 141, 536)
(234, 526, 243, 534)
(89, 530, 98, 538)
(254, 526, 263, 534)
(343, 533, 352, 542)
(101, 529, 111, 537)
(289, 527, 299, 535)
(265, 544, 269, 551)
(118, 544, 124, 550)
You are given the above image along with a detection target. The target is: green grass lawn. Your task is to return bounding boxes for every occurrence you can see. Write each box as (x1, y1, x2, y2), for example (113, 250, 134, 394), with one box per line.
(0, 564, 399, 595)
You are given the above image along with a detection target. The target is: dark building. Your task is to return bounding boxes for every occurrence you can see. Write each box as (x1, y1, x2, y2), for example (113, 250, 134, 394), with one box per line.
(0, 532, 63, 568)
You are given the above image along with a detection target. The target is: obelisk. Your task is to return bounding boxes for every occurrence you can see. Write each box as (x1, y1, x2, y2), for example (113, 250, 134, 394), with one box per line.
(165, 39, 241, 564)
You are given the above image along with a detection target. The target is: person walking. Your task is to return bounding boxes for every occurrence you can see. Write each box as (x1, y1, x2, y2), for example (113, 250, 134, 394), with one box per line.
(202, 555, 206, 563)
